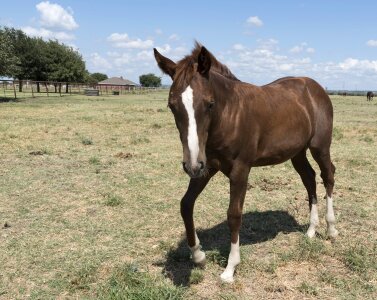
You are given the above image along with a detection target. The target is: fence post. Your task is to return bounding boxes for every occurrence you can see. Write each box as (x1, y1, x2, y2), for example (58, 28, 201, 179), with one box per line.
(31, 82, 35, 98)
(13, 80, 17, 99)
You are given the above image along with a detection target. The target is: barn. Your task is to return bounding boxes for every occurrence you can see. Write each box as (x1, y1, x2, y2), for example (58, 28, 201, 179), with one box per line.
(97, 76, 138, 94)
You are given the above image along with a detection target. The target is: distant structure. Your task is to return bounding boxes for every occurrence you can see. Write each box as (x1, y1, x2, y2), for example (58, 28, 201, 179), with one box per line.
(97, 76, 137, 94)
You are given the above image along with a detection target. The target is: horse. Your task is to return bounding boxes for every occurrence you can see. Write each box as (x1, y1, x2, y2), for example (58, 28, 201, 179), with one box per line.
(154, 43, 338, 283)
(367, 91, 374, 101)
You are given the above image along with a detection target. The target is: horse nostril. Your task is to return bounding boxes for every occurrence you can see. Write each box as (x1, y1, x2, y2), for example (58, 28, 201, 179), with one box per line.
(199, 161, 205, 170)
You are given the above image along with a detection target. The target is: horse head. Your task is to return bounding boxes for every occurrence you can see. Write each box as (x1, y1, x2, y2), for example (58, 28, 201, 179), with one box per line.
(154, 46, 215, 178)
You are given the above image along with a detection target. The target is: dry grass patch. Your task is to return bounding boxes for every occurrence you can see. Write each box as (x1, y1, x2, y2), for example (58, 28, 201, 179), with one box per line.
(0, 94, 376, 299)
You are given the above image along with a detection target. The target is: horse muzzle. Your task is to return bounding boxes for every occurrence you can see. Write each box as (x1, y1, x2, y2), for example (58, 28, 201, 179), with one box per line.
(182, 161, 206, 178)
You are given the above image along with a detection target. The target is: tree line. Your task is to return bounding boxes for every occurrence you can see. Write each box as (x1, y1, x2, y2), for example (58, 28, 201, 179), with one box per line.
(0, 27, 108, 92)
(1, 26, 164, 92)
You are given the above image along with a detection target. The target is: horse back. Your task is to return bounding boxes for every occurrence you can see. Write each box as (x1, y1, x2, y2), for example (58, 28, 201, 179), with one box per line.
(247, 77, 333, 165)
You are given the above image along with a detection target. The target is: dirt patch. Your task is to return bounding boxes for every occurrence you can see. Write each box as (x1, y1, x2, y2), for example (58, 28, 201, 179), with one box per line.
(258, 177, 293, 191)
(114, 152, 133, 159)
(29, 150, 45, 156)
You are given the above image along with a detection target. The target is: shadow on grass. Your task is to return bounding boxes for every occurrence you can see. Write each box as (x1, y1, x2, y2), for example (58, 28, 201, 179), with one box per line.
(0, 97, 21, 103)
(159, 210, 305, 287)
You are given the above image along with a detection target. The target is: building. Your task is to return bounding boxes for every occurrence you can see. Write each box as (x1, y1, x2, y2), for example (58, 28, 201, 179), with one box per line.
(97, 76, 138, 94)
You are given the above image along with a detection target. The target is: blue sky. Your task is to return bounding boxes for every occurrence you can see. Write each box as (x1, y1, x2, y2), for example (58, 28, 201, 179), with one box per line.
(1, 0, 377, 89)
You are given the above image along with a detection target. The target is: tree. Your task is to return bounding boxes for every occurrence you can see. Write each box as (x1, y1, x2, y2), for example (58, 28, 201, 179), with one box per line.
(3, 28, 52, 91)
(0, 27, 20, 77)
(85, 72, 108, 86)
(3, 28, 41, 91)
(90, 72, 108, 83)
(1, 26, 88, 93)
(44, 40, 87, 92)
(139, 73, 161, 87)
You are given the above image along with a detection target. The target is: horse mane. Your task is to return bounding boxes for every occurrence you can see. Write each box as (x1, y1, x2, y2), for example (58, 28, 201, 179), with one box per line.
(174, 41, 239, 87)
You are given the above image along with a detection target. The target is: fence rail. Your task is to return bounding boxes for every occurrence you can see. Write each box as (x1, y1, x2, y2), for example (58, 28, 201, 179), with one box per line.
(0, 79, 167, 100)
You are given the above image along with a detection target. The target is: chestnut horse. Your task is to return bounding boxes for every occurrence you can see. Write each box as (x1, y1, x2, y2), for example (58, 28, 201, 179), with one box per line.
(154, 43, 338, 283)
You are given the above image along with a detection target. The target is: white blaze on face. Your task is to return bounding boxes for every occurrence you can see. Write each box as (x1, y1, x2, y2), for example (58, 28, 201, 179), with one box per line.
(181, 85, 199, 167)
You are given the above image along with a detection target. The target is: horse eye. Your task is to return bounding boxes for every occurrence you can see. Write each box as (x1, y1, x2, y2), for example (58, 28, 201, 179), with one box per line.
(208, 101, 215, 110)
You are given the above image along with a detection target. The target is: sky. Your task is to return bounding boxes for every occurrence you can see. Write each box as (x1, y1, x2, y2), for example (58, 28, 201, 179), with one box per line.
(1, 0, 377, 90)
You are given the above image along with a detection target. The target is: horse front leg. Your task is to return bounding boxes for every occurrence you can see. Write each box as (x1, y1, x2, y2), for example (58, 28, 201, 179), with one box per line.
(220, 165, 249, 283)
(180, 170, 217, 265)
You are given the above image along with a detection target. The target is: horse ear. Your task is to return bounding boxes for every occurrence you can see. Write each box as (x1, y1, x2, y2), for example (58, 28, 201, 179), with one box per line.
(154, 48, 176, 79)
(197, 46, 212, 76)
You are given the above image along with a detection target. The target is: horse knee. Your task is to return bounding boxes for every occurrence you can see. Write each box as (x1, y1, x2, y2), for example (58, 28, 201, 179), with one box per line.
(227, 210, 242, 241)
(227, 210, 241, 225)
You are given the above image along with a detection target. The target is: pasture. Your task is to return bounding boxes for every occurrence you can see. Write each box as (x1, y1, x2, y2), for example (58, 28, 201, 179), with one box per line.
(0, 92, 376, 299)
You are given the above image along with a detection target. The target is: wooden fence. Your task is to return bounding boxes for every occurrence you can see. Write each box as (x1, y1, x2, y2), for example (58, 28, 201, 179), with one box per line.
(0, 79, 166, 100)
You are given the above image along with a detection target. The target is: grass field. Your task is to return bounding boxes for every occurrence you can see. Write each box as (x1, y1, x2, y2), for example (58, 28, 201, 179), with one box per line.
(0, 92, 376, 299)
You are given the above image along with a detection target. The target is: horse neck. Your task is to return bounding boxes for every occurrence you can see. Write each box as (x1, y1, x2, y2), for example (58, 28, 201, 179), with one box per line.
(210, 72, 238, 106)
(209, 72, 254, 115)
(207, 72, 253, 146)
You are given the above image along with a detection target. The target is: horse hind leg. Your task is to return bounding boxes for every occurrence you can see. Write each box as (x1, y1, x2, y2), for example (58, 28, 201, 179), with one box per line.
(310, 148, 339, 239)
(291, 150, 319, 238)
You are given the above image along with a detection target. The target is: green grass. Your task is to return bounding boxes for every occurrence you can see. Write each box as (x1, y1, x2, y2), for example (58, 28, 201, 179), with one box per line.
(189, 269, 204, 285)
(343, 243, 377, 275)
(298, 281, 318, 296)
(81, 136, 94, 145)
(89, 156, 101, 165)
(104, 194, 123, 207)
(0, 93, 376, 299)
(98, 263, 185, 300)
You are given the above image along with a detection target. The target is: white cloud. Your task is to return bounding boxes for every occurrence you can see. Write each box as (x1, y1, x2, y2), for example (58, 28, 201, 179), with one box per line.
(36, 1, 78, 30)
(108, 33, 129, 42)
(279, 63, 293, 71)
(366, 39, 377, 47)
(289, 42, 315, 54)
(107, 32, 154, 49)
(246, 16, 263, 27)
(120, 39, 153, 49)
(86, 39, 377, 89)
(257, 38, 279, 51)
(89, 53, 112, 70)
(168, 34, 180, 41)
(113, 53, 132, 67)
(155, 44, 172, 55)
(155, 28, 163, 35)
(338, 58, 377, 71)
(22, 26, 75, 41)
(289, 45, 304, 53)
(153, 44, 187, 60)
(137, 50, 154, 61)
(223, 41, 377, 89)
(233, 44, 245, 51)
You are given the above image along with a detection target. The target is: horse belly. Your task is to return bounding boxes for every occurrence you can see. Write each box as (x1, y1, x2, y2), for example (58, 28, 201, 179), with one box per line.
(252, 126, 311, 166)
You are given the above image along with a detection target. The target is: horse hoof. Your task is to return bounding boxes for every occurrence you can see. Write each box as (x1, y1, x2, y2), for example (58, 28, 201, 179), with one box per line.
(327, 228, 339, 239)
(194, 257, 206, 268)
(193, 251, 206, 266)
(220, 272, 234, 283)
(306, 228, 316, 238)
